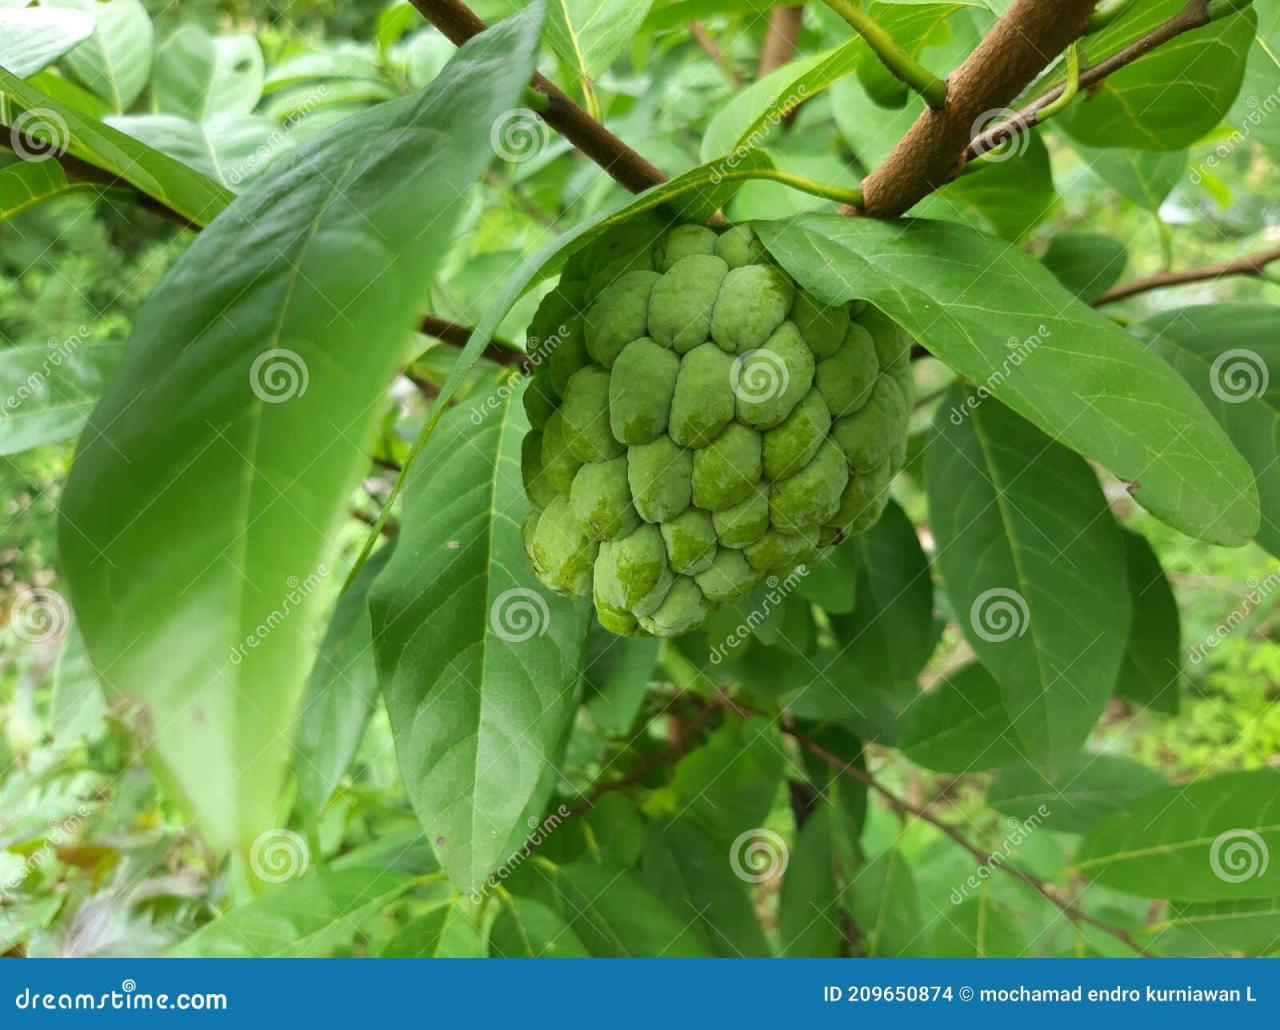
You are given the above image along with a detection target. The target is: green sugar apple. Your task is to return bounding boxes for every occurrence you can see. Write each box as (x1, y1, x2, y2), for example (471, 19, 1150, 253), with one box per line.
(520, 216, 913, 637)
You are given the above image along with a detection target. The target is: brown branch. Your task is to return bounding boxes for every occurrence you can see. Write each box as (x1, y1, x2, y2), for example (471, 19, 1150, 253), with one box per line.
(758, 5, 805, 78)
(408, 0, 666, 194)
(419, 314, 525, 366)
(692, 21, 742, 86)
(1, 123, 201, 231)
(967, 1, 1215, 163)
(857, 0, 1098, 218)
(1094, 243, 1280, 306)
(791, 728, 1155, 957)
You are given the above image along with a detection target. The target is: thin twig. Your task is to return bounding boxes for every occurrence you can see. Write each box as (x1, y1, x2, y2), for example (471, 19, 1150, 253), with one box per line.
(758, 5, 805, 78)
(1094, 243, 1280, 305)
(822, 0, 948, 107)
(408, 0, 666, 193)
(966, 0, 1216, 162)
(419, 314, 526, 366)
(691, 21, 742, 86)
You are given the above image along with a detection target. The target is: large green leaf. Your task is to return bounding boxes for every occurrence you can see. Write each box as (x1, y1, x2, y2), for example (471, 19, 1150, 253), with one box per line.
(536, 861, 709, 957)
(757, 214, 1260, 546)
(1151, 897, 1280, 957)
(899, 663, 1022, 774)
(54, 0, 154, 112)
(293, 542, 394, 822)
(545, 0, 655, 83)
(171, 869, 412, 957)
(369, 392, 590, 891)
(1058, 3, 1255, 151)
(106, 113, 287, 188)
(849, 846, 922, 957)
(640, 819, 771, 957)
(1075, 769, 1280, 902)
(0, 339, 124, 455)
(151, 25, 265, 120)
(583, 629, 660, 735)
(57, 7, 545, 860)
(989, 754, 1168, 834)
(0, 6, 95, 78)
(1073, 145, 1188, 211)
(1040, 231, 1128, 303)
(1227, 0, 1280, 152)
(1138, 304, 1280, 558)
(488, 896, 590, 957)
(1115, 529, 1181, 713)
(379, 902, 485, 957)
(0, 64, 233, 225)
(926, 392, 1131, 773)
(0, 159, 95, 222)
(931, 890, 1027, 956)
(778, 805, 858, 957)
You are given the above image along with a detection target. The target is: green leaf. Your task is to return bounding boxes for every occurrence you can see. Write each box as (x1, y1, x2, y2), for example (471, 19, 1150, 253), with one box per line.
(293, 542, 394, 822)
(787, 500, 935, 742)
(171, 869, 413, 957)
(57, 8, 545, 859)
(537, 860, 709, 956)
(106, 113, 287, 188)
(51, 620, 107, 748)
(0, 159, 94, 223)
(0, 64, 233, 225)
(1075, 769, 1280, 902)
(151, 25, 264, 120)
(931, 889, 1027, 957)
(54, 0, 154, 112)
(1115, 529, 1182, 713)
(1227, 0, 1280, 153)
(640, 819, 771, 957)
(370, 393, 590, 891)
(926, 392, 1131, 773)
(779, 806, 857, 957)
(0, 7, 95, 78)
(1058, 3, 1255, 151)
(757, 214, 1261, 546)
(1040, 231, 1128, 302)
(989, 754, 1167, 834)
(1138, 303, 1280, 558)
(794, 536, 858, 614)
(488, 896, 590, 957)
(545, 0, 655, 83)
(849, 846, 922, 957)
(899, 663, 1022, 774)
(666, 715, 784, 847)
(380, 903, 486, 957)
(1075, 145, 1188, 211)
(583, 629, 659, 735)
(1152, 897, 1280, 957)
(0, 338, 124, 455)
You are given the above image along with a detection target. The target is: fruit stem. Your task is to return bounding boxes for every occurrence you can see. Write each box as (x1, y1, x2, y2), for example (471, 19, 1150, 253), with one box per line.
(821, 0, 948, 109)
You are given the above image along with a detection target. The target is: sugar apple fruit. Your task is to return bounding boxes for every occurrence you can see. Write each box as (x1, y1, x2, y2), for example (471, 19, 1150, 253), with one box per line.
(520, 216, 912, 637)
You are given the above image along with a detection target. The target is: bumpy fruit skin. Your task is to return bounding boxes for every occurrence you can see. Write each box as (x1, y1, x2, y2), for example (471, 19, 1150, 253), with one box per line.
(519, 217, 912, 637)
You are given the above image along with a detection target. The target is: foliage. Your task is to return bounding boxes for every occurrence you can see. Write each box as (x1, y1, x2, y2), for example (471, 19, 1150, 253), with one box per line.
(1, 0, 1278, 960)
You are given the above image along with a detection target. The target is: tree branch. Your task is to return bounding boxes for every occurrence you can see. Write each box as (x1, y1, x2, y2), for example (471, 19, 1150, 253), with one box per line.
(691, 20, 742, 86)
(408, 0, 666, 194)
(758, 5, 806, 77)
(966, 0, 1217, 162)
(1093, 243, 1280, 306)
(822, 0, 948, 108)
(419, 314, 525, 366)
(857, 0, 1098, 218)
